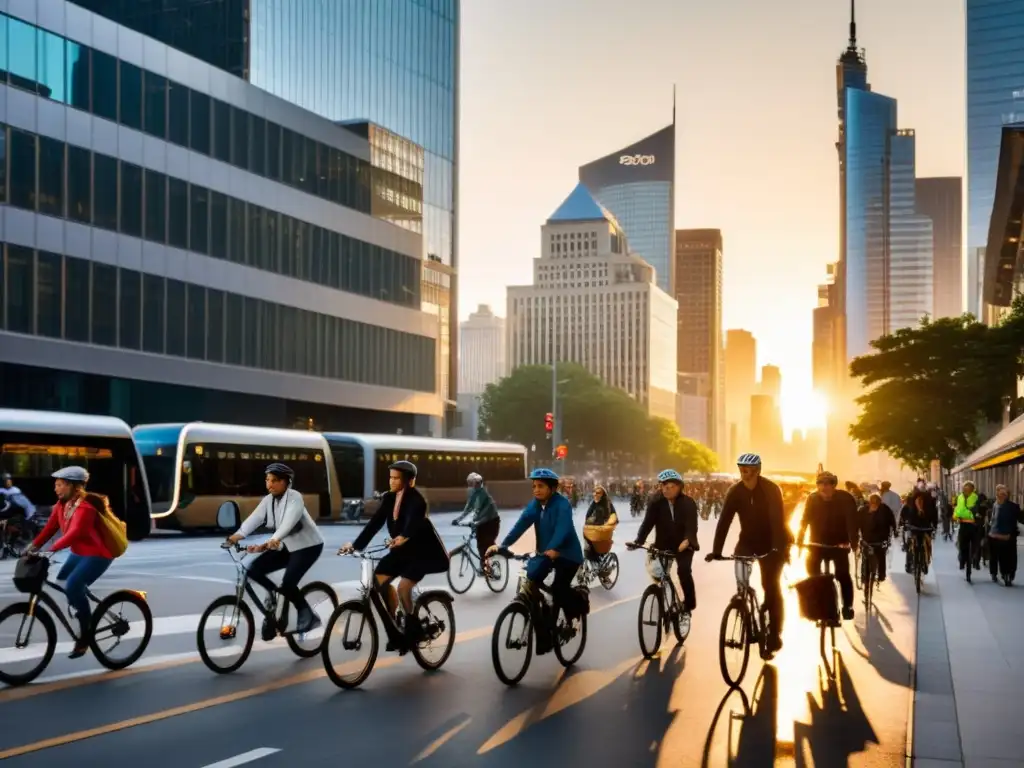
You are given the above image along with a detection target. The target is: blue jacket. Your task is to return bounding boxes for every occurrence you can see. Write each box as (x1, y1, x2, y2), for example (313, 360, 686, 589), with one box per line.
(501, 493, 583, 564)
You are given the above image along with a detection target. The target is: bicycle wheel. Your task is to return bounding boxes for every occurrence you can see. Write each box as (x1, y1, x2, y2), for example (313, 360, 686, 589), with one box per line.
(90, 590, 153, 671)
(322, 600, 379, 689)
(0, 602, 56, 686)
(447, 549, 476, 594)
(854, 549, 862, 591)
(491, 602, 533, 686)
(637, 584, 663, 658)
(718, 596, 750, 686)
(486, 552, 510, 593)
(197, 596, 255, 674)
(553, 606, 586, 668)
(671, 586, 689, 644)
(411, 594, 456, 671)
(915, 554, 923, 593)
(285, 581, 338, 658)
(599, 553, 619, 590)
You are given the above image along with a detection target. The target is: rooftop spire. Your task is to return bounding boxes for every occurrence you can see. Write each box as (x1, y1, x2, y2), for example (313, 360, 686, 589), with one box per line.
(848, 0, 857, 52)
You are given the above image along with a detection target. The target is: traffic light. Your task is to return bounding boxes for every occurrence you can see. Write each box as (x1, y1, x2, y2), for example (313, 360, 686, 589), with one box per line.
(544, 412, 553, 433)
(556, 444, 568, 459)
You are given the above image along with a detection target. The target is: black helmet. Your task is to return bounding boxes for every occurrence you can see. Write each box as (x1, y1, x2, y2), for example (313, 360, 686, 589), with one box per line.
(265, 463, 295, 482)
(388, 460, 417, 481)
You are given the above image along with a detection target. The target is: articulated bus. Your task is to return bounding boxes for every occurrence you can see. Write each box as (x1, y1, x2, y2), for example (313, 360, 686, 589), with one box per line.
(324, 433, 530, 512)
(133, 422, 341, 531)
(0, 409, 151, 541)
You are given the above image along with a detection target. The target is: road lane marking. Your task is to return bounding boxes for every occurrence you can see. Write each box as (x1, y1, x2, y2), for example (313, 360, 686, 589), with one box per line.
(410, 717, 472, 764)
(200, 747, 281, 767)
(0, 593, 642, 757)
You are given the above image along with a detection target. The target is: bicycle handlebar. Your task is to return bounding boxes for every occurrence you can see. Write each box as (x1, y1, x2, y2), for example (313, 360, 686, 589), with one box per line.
(705, 550, 776, 562)
(904, 525, 935, 533)
(494, 547, 530, 562)
(337, 543, 391, 559)
(800, 542, 851, 550)
(626, 543, 676, 559)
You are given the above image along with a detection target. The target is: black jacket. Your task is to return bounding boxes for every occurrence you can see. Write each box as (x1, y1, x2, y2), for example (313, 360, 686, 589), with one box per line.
(635, 493, 699, 553)
(859, 504, 897, 544)
(899, 491, 939, 530)
(799, 490, 859, 547)
(585, 498, 616, 526)
(713, 477, 790, 557)
(353, 487, 448, 563)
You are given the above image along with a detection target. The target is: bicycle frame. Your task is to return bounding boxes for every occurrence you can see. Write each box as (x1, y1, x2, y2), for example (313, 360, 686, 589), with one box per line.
(346, 548, 408, 647)
(452, 530, 487, 575)
(223, 546, 290, 627)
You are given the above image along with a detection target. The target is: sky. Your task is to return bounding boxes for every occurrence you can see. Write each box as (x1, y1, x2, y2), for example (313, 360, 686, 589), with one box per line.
(456, 0, 965, 435)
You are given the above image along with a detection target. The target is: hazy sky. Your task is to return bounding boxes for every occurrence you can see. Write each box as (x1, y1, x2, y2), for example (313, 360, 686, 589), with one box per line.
(457, 0, 964, 432)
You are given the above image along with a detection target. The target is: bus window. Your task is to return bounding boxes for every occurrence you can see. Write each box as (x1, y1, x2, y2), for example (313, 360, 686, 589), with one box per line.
(142, 451, 177, 504)
(184, 444, 329, 499)
(330, 445, 365, 499)
(0, 439, 124, 513)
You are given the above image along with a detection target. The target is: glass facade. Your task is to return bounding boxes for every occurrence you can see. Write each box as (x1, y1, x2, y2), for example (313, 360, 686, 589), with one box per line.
(0, 242, 436, 392)
(888, 132, 934, 332)
(966, 0, 1024, 316)
(0, 123, 421, 308)
(844, 88, 897, 360)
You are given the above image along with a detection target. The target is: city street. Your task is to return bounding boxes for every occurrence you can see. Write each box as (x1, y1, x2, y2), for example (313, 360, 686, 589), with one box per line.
(0, 507, 918, 767)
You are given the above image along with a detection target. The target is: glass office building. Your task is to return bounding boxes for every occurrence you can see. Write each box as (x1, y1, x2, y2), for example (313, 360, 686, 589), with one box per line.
(888, 131, 934, 333)
(966, 0, 1024, 317)
(0, 3, 441, 433)
(578, 124, 675, 294)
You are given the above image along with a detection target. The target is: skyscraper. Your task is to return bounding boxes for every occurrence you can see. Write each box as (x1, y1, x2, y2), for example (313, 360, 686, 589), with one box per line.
(675, 229, 724, 455)
(579, 123, 676, 294)
(916, 178, 963, 318)
(888, 131, 934, 332)
(725, 329, 757, 459)
(460, 305, 506, 395)
(760, 365, 782, 401)
(966, 0, 1024, 318)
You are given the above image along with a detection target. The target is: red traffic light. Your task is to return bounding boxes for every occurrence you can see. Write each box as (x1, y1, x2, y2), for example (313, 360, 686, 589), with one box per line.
(556, 444, 567, 459)
(544, 412, 553, 432)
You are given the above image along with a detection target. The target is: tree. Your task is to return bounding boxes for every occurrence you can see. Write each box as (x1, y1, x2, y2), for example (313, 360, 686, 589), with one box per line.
(648, 417, 719, 474)
(848, 303, 1024, 469)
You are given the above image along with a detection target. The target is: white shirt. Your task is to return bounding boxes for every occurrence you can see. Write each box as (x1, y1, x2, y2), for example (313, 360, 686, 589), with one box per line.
(237, 488, 324, 551)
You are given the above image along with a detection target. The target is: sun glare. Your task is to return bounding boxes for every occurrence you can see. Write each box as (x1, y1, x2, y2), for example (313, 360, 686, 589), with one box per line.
(780, 388, 828, 437)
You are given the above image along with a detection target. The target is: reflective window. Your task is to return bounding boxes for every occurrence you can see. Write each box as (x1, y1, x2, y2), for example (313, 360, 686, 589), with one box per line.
(119, 268, 141, 350)
(36, 251, 62, 338)
(189, 90, 211, 155)
(207, 288, 224, 363)
(6, 246, 34, 333)
(7, 18, 36, 93)
(65, 40, 90, 111)
(118, 61, 143, 131)
(210, 191, 227, 260)
(119, 162, 143, 237)
(37, 29, 66, 102)
(144, 169, 166, 243)
(167, 178, 188, 249)
(225, 292, 243, 365)
(0, 16, 6, 86)
(266, 122, 280, 181)
(186, 284, 206, 359)
(189, 184, 209, 255)
(64, 255, 90, 342)
(242, 297, 259, 367)
(142, 273, 164, 354)
(37, 136, 64, 217)
(92, 154, 118, 231)
(213, 99, 230, 163)
(165, 279, 186, 356)
(167, 81, 189, 147)
(231, 107, 249, 169)
(67, 145, 91, 224)
(8, 129, 35, 210)
(228, 197, 245, 263)
(249, 116, 265, 176)
(91, 263, 117, 346)
(91, 49, 117, 122)
(143, 71, 166, 139)
(0, 126, 5, 203)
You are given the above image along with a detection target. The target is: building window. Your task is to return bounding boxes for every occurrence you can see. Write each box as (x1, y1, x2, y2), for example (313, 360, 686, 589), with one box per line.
(63, 255, 89, 342)
(167, 177, 188, 249)
(210, 191, 227, 260)
(228, 197, 245, 263)
(8, 129, 36, 210)
(91, 49, 117, 122)
(165, 279, 186, 356)
(7, 18, 36, 93)
(213, 99, 231, 163)
(6, 245, 34, 333)
(117, 268, 142, 350)
(144, 169, 166, 243)
(186, 283, 206, 359)
(37, 136, 64, 217)
(142, 273, 164, 354)
(92, 154, 118, 231)
(35, 250, 62, 339)
(37, 29, 66, 103)
(91, 263, 117, 346)
(118, 61, 143, 131)
(189, 184, 209, 255)
(67, 145, 91, 224)
(189, 90, 211, 156)
(207, 288, 224, 363)
(143, 72, 166, 139)
(0, 125, 5, 203)
(119, 162, 143, 237)
(66, 41, 90, 112)
(167, 80, 189, 147)
(225, 292, 243, 365)
(231, 107, 249, 170)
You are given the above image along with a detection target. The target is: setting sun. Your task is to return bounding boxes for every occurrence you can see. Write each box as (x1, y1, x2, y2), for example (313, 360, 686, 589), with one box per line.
(780, 388, 828, 438)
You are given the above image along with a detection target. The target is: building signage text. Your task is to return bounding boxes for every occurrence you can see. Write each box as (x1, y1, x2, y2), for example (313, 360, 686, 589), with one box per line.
(619, 154, 656, 166)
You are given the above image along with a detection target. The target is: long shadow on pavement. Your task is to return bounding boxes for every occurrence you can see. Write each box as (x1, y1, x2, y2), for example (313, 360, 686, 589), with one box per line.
(700, 665, 778, 766)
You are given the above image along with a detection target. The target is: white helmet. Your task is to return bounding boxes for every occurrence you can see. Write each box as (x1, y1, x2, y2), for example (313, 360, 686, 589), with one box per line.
(466, 472, 483, 486)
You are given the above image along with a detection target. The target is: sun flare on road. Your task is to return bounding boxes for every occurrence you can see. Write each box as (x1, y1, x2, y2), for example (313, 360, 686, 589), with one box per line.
(780, 389, 828, 437)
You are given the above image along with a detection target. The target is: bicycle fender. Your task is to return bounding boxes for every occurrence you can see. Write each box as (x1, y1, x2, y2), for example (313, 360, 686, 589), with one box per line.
(416, 589, 454, 607)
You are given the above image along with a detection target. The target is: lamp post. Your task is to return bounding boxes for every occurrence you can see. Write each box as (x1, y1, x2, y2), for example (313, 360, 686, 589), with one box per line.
(551, 361, 571, 474)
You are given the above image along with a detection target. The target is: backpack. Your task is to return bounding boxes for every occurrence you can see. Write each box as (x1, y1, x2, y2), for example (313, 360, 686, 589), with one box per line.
(85, 493, 128, 558)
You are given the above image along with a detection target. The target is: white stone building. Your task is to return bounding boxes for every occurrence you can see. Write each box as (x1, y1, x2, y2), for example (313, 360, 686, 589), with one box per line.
(459, 305, 506, 395)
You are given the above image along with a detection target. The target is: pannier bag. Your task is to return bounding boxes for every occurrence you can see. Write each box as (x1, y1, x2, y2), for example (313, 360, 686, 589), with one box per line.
(13, 555, 50, 594)
(793, 573, 839, 623)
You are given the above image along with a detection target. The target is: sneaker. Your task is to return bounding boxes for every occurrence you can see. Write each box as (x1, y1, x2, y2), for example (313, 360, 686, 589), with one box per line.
(68, 641, 89, 660)
(294, 607, 322, 635)
(841, 606, 854, 621)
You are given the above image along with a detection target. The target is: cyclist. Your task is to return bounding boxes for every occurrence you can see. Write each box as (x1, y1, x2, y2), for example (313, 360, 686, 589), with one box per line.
(706, 453, 791, 654)
(859, 493, 897, 582)
(453, 472, 501, 576)
(627, 469, 698, 635)
(226, 463, 325, 640)
(340, 461, 449, 647)
(583, 485, 618, 561)
(26, 467, 115, 659)
(797, 470, 858, 621)
(899, 490, 937, 574)
(486, 468, 583, 655)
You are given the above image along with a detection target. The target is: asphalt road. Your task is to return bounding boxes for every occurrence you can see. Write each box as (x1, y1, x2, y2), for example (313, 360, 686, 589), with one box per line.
(0, 503, 917, 767)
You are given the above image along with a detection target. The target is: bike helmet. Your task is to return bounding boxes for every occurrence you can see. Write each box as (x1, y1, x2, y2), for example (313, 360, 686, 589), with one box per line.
(736, 453, 762, 467)
(529, 468, 560, 482)
(264, 463, 295, 483)
(52, 466, 89, 484)
(389, 460, 418, 481)
(657, 469, 684, 484)
(466, 472, 483, 486)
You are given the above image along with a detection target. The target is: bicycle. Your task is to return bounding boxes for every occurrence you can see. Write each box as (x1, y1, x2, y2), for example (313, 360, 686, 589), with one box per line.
(196, 542, 337, 674)
(904, 525, 934, 592)
(447, 521, 509, 594)
(576, 547, 619, 591)
(322, 545, 456, 689)
(628, 544, 689, 658)
(490, 550, 588, 686)
(708, 551, 774, 687)
(858, 540, 889, 614)
(0, 552, 154, 686)
(799, 542, 848, 667)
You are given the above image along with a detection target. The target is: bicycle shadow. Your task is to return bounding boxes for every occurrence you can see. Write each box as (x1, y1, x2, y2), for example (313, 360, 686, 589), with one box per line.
(848, 605, 911, 689)
(699, 665, 779, 767)
(792, 652, 879, 766)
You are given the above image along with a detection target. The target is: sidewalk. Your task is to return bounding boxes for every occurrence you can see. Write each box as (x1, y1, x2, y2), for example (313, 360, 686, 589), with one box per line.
(913, 535, 1024, 767)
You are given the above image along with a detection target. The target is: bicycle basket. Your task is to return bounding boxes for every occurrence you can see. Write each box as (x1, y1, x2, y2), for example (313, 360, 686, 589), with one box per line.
(646, 554, 665, 581)
(13, 556, 49, 594)
(793, 574, 839, 622)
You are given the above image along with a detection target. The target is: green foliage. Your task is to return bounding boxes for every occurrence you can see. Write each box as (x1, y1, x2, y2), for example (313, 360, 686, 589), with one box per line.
(848, 303, 1024, 469)
(477, 365, 717, 470)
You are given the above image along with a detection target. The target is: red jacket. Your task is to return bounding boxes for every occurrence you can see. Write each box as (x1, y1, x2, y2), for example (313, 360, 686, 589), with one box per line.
(33, 496, 114, 559)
